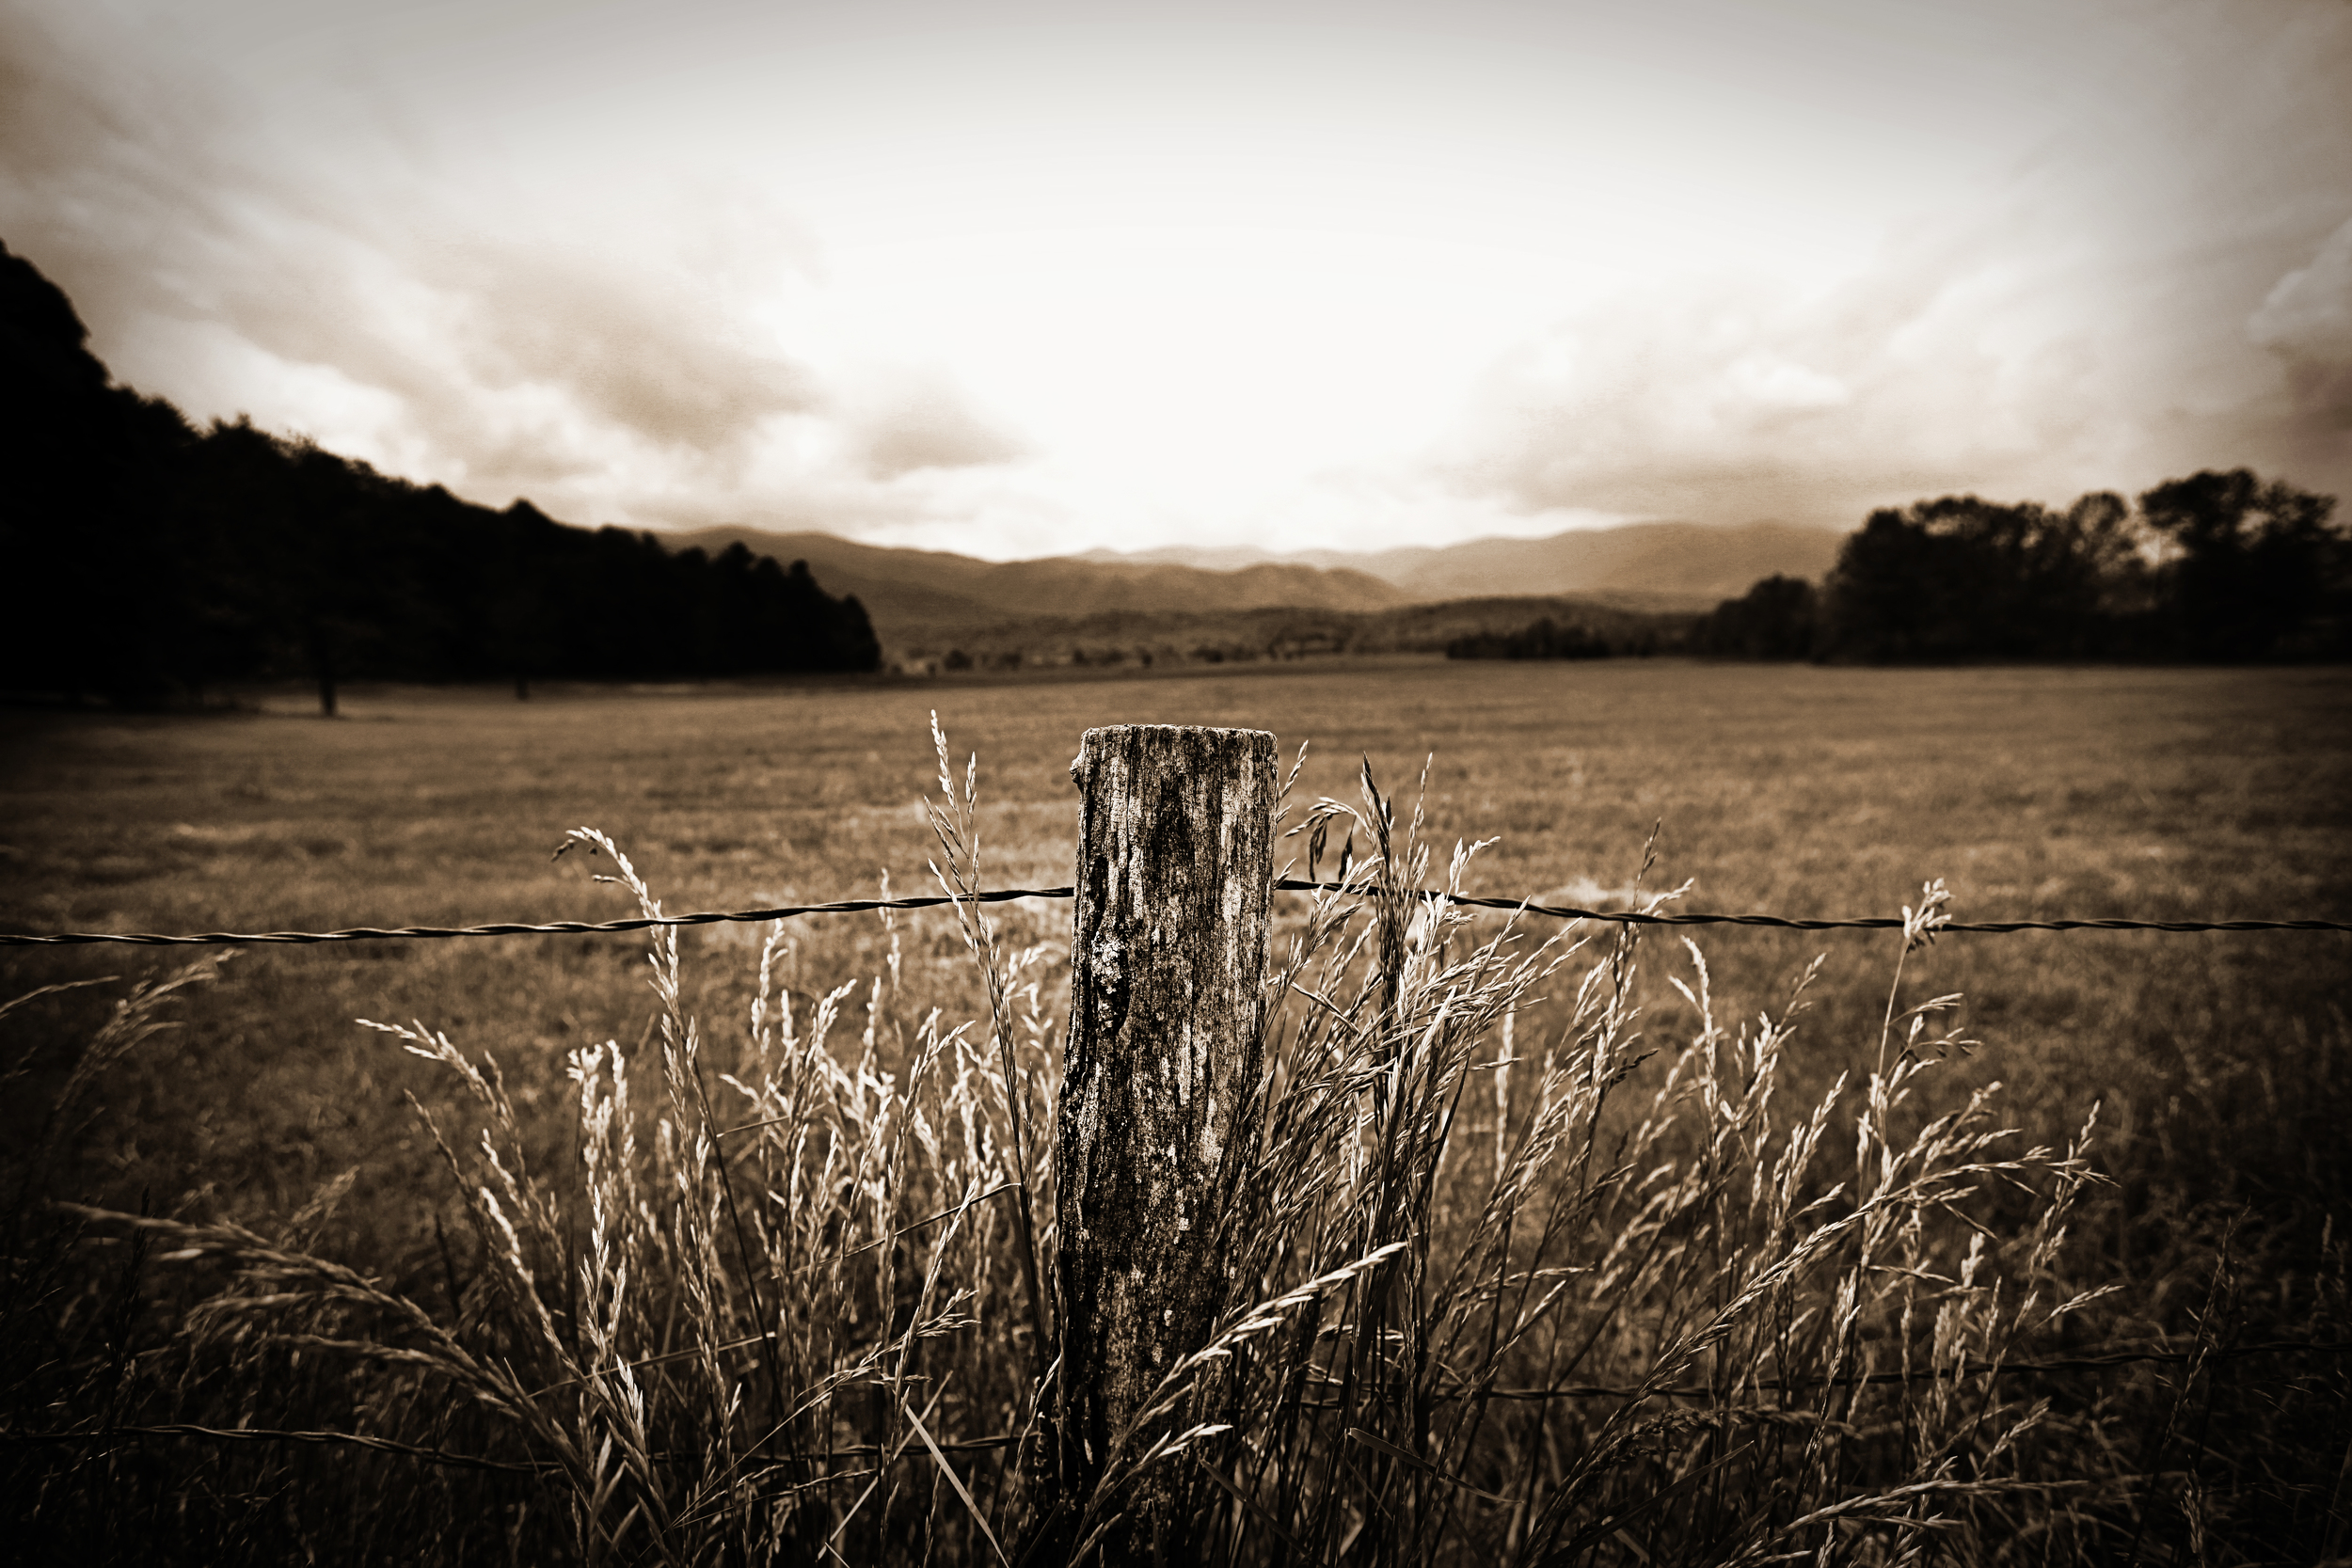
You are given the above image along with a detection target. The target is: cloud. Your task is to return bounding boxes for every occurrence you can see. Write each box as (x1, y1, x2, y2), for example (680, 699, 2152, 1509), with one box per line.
(1443, 0, 2352, 525)
(0, 4, 1018, 531)
(437, 243, 819, 453)
(0, 5, 255, 351)
(1441, 261, 2110, 527)
(2249, 217, 2352, 432)
(840, 371, 1028, 480)
(10, 0, 2349, 556)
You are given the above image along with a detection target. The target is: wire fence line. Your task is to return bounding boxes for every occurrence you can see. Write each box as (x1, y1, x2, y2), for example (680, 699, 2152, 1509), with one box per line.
(4, 878, 2348, 949)
(8, 866, 2344, 1481)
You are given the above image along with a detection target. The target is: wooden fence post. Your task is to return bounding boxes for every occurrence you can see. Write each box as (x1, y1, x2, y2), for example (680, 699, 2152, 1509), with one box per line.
(1058, 723, 1278, 1528)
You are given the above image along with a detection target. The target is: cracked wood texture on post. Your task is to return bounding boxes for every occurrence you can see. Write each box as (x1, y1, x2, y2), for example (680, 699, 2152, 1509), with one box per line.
(1058, 723, 1276, 1531)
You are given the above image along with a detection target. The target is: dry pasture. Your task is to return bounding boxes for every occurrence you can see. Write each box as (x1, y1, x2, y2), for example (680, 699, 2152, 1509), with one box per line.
(3, 657, 2347, 1562)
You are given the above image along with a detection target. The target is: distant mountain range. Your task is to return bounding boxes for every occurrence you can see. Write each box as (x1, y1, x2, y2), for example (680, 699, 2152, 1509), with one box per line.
(1079, 521, 1847, 601)
(675, 520, 1848, 651)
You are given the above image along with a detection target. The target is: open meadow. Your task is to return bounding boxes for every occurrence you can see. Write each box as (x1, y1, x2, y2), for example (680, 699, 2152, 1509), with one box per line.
(4, 657, 2349, 1563)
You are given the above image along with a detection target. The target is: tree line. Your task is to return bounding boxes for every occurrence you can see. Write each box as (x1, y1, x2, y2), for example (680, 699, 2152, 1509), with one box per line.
(1454, 478, 2345, 665)
(1690, 479, 2346, 663)
(2, 242, 880, 710)
(1445, 617, 1628, 661)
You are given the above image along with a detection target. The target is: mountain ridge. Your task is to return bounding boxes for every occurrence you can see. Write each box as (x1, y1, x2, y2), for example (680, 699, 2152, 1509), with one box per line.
(1079, 520, 1847, 600)
(674, 519, 1849, 650)
(668, 528, 1414, 637)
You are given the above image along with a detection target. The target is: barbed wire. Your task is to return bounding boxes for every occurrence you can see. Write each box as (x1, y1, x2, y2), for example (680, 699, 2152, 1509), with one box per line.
(0, 887, 1065, 948)
(4, 878, 2347, 948)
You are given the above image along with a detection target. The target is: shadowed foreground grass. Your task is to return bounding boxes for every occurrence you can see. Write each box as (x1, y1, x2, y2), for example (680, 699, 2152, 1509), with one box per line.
(3, 660, 2348, 1561)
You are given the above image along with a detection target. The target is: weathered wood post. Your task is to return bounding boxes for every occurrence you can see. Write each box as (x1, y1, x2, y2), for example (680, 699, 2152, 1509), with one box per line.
(1059, 724, 1278, 1534)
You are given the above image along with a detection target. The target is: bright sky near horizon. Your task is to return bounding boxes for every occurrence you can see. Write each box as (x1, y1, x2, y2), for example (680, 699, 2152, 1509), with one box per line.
(5, 0, 2348, 560)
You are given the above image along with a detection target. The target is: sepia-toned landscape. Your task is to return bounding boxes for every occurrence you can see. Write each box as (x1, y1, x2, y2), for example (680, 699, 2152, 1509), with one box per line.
(8, 0, 2352, 1560)
(7, 660, 2348, 1560)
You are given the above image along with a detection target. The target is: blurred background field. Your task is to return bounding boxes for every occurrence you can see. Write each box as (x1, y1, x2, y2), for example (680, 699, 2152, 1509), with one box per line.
(4, 657, 2349, 1558)
(4, 658, 2347, 1229)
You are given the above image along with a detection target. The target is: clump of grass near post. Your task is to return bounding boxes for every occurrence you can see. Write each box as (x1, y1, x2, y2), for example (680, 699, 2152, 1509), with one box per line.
(9, 724, 2157, 1563)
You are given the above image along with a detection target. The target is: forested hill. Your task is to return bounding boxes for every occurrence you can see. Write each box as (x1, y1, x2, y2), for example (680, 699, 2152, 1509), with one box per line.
(1, 243, 880, 708)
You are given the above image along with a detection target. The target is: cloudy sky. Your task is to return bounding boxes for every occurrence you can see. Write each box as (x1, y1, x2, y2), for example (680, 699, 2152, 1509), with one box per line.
(5, 0, 2348, 559)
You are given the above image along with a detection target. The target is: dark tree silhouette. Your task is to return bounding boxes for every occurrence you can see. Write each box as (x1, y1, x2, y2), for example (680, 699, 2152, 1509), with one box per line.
(1706, 472, 2337, 665)
(1, 240, 203, 704)
(2, 245, 882, 705)
(1819, 490, 2164, 662)
(2139, 469, 2344, 660)
(1689, 575, 1819, 659)
(1819, 508, 1963, 661)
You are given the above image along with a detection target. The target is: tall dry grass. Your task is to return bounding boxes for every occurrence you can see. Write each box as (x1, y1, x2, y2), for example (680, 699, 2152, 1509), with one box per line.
(4, 723, 2343, 1563)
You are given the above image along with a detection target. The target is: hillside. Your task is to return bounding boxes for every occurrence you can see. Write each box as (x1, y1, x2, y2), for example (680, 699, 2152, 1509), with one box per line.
(677, 519, 1847, 657)
(0, 242, 882, 706)
(669, 527, 1410, 642)
(1083, 520, 1848, 604)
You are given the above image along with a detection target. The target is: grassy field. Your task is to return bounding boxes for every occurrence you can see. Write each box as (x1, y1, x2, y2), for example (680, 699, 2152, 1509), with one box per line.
(4, 657, 2349, 1562)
